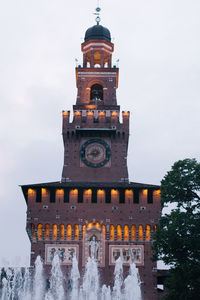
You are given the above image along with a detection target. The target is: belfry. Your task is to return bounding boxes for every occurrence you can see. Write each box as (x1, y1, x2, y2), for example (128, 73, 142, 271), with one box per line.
(21, 8, 161, 300)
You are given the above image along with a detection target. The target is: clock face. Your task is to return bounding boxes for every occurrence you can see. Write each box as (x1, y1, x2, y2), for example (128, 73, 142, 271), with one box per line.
(80, 139, 111, 168)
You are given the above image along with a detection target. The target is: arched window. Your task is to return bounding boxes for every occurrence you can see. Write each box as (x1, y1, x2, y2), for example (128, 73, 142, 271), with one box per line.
(124, 225, 129, 241)
(45, 224, 50, 240)
(83, 189, 92, 203)
(31, 224, 36, 240)
(74, 225, 79, 240)
(52, 224, 57, 240)
(116, 225, 122, 241)
(90, 84, 103, 101)
(110, 225, 115, 241)
(131, 225, 136, 240)
(60, 224, 65, 240)
(97, 189, 105, 203)
(145, 225, 151, 241)
(111, 189, 119, 203)
(138, 225, 144, 241)
(66, 224, 72, 240)
(37, 224, 43, 240)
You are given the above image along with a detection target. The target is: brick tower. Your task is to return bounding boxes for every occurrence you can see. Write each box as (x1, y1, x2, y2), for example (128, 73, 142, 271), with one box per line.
(21, 10, 161, 300)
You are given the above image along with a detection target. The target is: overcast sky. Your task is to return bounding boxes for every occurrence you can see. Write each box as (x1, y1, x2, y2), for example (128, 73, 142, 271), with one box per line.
(0, 0, 199, 266)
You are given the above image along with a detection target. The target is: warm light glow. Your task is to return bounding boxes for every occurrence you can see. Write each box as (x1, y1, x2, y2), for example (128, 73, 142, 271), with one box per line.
(124, 225, 129, 241)
(42, 188, 47, 196)
(111, 111, 118, 117)
(87, 222, 101, 230)
(85, 105, 96, 109)
(74, 225, 79, 240)
(83, 189, 92, 202)
(125, 189, 133, 202)
(70, 189, 78, 202)
(122, 111, 130, 116)
(145, 225, 151, 241)
(52, 224, 57, 240)
(131, 225, 136, 240)
(66, 225, 72, 239)
(153, 190, 161, 196)
(37, 224, 43, 240)
(111, 189, 118, 195)
(74, 111, 81, 116)
(97, 189, 105, 202)
(31, 224, 36, 240)
(154, 225, 157, 232)
(99, 111, 105, 116)
(45, 224, 50, 240)
(138, 225, 144, 241)
(94, 51, 101, 60)
(110, 225, 115, 241)
(111, 189, 119, 203)
(116, 225, 122, 241)
(60, 224, 65, 240)
(142, 189, 148, 196)
(56, 189, 64, 196)
(87, 111, 93, 116)
(63, 111, 69, 116)
(28, 188, 34, 195)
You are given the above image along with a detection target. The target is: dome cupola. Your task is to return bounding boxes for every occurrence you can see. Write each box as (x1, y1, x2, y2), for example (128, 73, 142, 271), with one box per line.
(84, 24, 111, 42)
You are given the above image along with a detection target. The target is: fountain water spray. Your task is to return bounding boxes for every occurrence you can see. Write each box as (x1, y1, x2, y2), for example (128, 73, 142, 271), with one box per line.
(70, 256, 80, 300)
(124, 263, 142, 300)
(81, 257, 99, 300)
(45, 254, 65, 300)
(0, 254, 142, 300)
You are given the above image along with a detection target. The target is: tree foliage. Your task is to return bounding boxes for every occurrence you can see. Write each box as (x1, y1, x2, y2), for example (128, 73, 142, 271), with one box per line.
(153, 158, 200, 300)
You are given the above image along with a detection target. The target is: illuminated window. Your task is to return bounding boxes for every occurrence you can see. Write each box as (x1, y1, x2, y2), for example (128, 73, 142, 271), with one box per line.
(45, 224, 50, 240)
(66, 224, 72, 240)
(154, 225, 157, 232)
(110, 225, 115, 241)
(28, 189, 36, 201)
(37, 224, 43, 240)
(124, 225, 129, 241)
(83, 189, 92, 203)
(111, 189, 119, 203)
(97, 189, 105, 203)
(74, 225, 79, 240)
(52, 224, 57, 240)
(138, 225, 144, 241)
(31, 224, 36, 240)
(42, 188, 47, 197)
(56, 189, 64, 201)
(116, 225, 122, 241)
(69, 189, 78, 202)
(131, 225, 136, 240)
(60, 224, 65, 240)
(145, 225, 151, 241)
(125, 189, 133, 203)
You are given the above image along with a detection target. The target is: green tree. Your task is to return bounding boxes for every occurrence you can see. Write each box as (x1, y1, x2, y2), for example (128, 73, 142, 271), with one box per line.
(153, 158, 200, 300)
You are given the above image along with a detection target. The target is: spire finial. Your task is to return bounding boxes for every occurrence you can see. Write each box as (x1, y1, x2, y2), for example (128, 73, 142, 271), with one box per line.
(94, 1, 101, 25)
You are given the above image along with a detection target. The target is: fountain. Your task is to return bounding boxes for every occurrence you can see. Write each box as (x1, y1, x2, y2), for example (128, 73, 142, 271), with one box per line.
(0, 245, 142, 300)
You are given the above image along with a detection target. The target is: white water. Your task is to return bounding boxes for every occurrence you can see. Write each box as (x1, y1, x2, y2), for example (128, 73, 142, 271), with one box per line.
(0, 256, 141, 300)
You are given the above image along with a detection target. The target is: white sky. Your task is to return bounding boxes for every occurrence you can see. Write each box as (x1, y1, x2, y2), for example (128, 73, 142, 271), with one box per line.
(0, 0, 199, 266)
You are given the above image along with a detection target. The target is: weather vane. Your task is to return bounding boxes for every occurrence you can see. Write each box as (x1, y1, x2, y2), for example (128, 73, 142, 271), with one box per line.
(94, 0, 101, 25)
